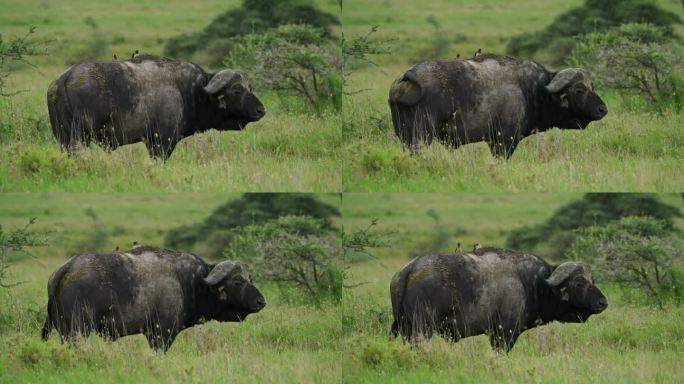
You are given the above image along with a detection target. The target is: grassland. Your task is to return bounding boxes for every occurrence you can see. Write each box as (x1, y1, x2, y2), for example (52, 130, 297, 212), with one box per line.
(0, 193, 342, 383)
(341, 193, 684, 383)
(0, 0, 341, 192)
(342, 0, 684, 192)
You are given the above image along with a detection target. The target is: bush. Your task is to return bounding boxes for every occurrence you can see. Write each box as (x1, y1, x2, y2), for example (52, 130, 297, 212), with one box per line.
(0, 27, 44, 96)
(341, 26, 392, 88)
(164, 0, 339, 62)
(223, 215, 342, 305)
(165, 193, 340, 259)
(223, 24, 341, 114)
(568, 216, 684, 307)
(568, 23, 684, 112)
(0, 219, 47, 288)
(506, 194, 682, 260)
(506, 0, 681, 65)
(342, 218, 392, 264)
(17, 339, 75, 368)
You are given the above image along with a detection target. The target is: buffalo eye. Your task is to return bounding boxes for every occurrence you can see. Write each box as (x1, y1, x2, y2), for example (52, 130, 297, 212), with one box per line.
(217, 94, 227, 109)
(229, 85, 245, 95)
(575, 87, 588, 95)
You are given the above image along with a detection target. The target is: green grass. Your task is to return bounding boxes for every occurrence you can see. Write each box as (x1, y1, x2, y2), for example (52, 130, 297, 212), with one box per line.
(341, 193, 684, 383)
(341, 0, 684, 192)
(0, 0, 341, 192)
(0, 193, 342, 383)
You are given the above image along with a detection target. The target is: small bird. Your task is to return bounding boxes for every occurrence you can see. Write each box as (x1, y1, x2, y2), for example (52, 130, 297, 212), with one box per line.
(114, 245, 120, 251)
(131, 49, 139, 59)
(456, 53, 460, 59)
(455, 241, 462, 253)
(132, 241, 140, 249)
(473, 243, 482, 252)
(113, 53, 118, 60)
(474, 48, 482, 58)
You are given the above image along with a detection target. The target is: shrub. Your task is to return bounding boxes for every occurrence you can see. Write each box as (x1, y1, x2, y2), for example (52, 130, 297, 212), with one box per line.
(568, 216, 684, 307)
(341, 26, 392, 96)
(223, 215, 343, 305)
(164, 0, 339, 62)
(506, 0, 681, 65)
(506, 194, 682, 260)
(224, 24, 341, 114)
(342, 218, 392, 264)
(0, 219, 47, 288)
(165, 193, 340, 259)
(568, 23, 684, 112)
(17, 339, 75, 368)
(0, 27, 44, 96)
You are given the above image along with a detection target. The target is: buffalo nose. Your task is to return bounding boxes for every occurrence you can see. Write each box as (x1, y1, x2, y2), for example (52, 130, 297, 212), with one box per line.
(256, 106, 266, 117)
(257, 297, 266, 308)
(598, 105, 608, 116)
(598, 298, 608, 309)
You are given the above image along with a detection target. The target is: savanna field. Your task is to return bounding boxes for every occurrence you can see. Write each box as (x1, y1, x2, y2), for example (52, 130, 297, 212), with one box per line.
(1, 0, 684, 383)
(0, 0, 341, 192)
(341, 193, 684, 383)
(0, 194, 342, 382)
(342, 0, 684, 192)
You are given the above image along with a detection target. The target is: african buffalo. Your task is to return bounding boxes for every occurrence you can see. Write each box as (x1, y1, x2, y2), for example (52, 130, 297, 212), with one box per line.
(389, 246, 607, 352)
(389, 53, 608, 158)
(47, 55, 265, 159)
(42, 245, 266, 351)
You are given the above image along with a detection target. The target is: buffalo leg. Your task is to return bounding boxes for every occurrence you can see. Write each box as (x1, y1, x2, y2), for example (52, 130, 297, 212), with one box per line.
(144, 314, 180, 352)
(488, 325, 521, 353)
(438, 320, 462, 343)
(487, 136, 520, 159)
(390, 320, 399, 339)
(144, 140, 177, 160)
(145, 329, 177, 352)
(143, 124, 178, 160)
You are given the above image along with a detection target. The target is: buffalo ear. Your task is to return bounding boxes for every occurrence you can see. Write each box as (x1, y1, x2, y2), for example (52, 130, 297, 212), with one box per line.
(545, 262, 585, 287)
(204, 70, 241, 95)
(545, 68, 586, 93)
(390, 71, 424, 106)
(203, 261, 238, 286)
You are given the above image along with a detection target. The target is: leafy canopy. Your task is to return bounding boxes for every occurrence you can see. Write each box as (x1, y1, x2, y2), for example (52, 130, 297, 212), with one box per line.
(506, 0, 681, 65)
(506, 194, 681, 260)
(164, 193, 340, 259)
(164, 0, 339, 62)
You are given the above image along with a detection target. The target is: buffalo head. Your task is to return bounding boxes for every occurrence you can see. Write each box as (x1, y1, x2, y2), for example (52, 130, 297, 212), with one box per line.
(204, 261, 266, 320)
(546, 261, 608, 323)
(546, 68, 608, 128)
(204, 70, 266, 129)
